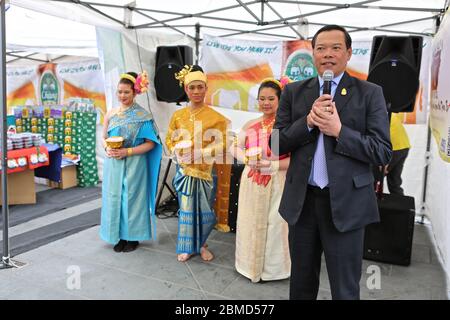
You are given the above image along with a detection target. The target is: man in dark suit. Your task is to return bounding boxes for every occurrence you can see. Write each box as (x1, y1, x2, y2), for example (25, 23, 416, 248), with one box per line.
(270, 25, 392, 300)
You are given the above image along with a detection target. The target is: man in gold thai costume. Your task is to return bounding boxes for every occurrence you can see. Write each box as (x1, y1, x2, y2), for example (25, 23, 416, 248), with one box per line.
(166, 65, 230, 262)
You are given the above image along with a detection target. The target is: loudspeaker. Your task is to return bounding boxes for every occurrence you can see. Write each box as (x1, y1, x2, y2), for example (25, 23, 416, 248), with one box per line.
(154, 45, 193, 103)
(227, 160, 246, 233)
(367, 36, 423, 113)
(364, 193, 415, 266)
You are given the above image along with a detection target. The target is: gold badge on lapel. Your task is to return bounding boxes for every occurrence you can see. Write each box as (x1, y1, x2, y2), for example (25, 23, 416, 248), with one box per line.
(341, 88, 347, 96)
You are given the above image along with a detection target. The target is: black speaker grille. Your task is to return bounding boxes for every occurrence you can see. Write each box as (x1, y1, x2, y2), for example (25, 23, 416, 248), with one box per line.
(367, 60, 419, 112)
(154, 45, 193, 103)
(367, 36, 423, 113)
(154, 63, 185, 103)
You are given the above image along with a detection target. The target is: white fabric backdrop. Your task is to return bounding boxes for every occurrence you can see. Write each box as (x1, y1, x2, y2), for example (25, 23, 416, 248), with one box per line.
(427, 9, 450, 297)
(95, 27, 195, 189)
(4, 1, 448, 294)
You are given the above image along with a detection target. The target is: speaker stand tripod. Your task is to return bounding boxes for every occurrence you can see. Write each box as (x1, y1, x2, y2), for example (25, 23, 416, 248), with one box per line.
(155, 158, 179, 218)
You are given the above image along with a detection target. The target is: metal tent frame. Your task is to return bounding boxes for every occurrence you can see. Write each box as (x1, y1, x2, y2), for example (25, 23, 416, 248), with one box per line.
(5, 50, 68, 64)
(5, 1, 448, 64)
(1, 0, 449, 268)
(42, 0, 446, 40)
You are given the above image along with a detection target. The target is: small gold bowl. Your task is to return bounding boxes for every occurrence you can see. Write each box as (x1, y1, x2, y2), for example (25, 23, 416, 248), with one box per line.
(105, 136, 124, 149)
(245, 146, 262, 161)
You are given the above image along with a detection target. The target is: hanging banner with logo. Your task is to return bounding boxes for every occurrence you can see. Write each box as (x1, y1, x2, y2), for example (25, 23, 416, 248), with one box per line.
(201, 34, 313, 112)
(7, 59, 106, 119)
(430, 16, 450, 163)
(346, 41, 372, 79)
(201, 35, 429, 124)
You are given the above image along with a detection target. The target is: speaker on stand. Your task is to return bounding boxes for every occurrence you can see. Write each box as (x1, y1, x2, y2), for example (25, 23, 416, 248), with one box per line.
(364, 36, 423, 265)
(154, 45, 193, 219)
(155, 158, 179, 219)
(154, 45, 193, 104)
(367, 35, 423, 113)
(367, 36, 423, 196)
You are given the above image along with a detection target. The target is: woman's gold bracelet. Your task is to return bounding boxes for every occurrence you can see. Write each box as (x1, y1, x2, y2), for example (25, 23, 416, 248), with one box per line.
(127, 148, 133, 156)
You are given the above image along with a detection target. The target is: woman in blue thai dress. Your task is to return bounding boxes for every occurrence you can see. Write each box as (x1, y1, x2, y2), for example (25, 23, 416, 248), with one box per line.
(100, 71, 162, 252)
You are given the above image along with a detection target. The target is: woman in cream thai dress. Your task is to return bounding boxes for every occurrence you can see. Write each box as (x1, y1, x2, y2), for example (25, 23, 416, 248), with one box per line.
(230, 78, 291, 282)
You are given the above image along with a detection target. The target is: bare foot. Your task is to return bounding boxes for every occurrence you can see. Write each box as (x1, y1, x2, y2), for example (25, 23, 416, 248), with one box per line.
(177, 253, 193, 262)
(200, 246, 214, 261)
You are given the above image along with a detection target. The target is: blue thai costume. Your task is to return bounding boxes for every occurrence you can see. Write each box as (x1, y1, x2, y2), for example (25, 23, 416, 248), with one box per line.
(100, 103, 162, 244)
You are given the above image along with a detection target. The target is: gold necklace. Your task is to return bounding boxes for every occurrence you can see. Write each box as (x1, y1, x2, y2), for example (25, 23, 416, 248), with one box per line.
(261, 116, 276, 132)
(118, 104, 133, 114)
(189, 105, 205, 121)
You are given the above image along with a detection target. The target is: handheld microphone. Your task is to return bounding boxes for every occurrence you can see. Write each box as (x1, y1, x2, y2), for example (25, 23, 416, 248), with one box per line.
(322, 70, 334, 95)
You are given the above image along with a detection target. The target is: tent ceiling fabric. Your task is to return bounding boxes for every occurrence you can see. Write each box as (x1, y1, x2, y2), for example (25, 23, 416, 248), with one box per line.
(9, 0, 447, 41)
(5, 0, 447, 64)
(6, 2, 99, 64)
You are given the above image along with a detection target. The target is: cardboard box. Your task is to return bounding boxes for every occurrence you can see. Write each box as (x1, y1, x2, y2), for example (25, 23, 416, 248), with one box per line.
(48, 165, 78, 189)
(0, 169, 36, 205)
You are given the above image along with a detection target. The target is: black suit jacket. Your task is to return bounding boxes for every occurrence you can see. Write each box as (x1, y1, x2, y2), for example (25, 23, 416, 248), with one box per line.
(270, 72, 392, 232)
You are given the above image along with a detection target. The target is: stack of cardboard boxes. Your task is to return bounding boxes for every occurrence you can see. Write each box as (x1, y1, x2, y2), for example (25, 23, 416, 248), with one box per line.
(76, 111, 98, 187)
(14, 105, 99, 190)
(47, 165, 78, 190)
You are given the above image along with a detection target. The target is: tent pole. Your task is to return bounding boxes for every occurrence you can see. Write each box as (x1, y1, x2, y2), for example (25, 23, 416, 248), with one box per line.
(195, 23, 200, 65)
(419, 122, 432, 224)
(0, 0, 11, 269)
(418, 15, 442, 225)
(0, 1, 25, 270)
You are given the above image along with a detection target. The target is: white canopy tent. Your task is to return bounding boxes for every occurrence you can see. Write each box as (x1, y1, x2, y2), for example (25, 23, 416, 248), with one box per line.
(5, 4, 98, 64)
(1, 1, 450, 297)
(8, 0, 447, 39)
(4, 0, 446, 135)
(4, 0, 448, 64)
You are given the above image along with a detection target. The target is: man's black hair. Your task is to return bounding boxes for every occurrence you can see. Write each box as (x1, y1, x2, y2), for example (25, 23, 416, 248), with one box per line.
(311, 25, 352, 49)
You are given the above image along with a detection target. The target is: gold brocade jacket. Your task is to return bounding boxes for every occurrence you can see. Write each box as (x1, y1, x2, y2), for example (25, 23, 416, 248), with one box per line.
(165, 105, 230, 181)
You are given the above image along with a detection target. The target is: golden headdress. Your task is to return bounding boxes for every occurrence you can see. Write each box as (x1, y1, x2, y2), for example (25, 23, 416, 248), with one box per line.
(175, 65, 207, 87)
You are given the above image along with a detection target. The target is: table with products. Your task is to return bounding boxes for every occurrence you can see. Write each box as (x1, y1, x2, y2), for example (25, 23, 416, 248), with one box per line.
(14, 105, 99, 187)
(0, 145, 50, 205)
(35, 143, 78, 190)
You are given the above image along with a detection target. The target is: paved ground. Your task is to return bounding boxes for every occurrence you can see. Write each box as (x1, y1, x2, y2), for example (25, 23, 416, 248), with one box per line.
(0, 211, 447, 300)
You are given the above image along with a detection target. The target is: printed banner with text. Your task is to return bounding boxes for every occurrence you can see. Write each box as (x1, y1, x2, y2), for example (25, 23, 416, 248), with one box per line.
(201, 34, 314, 112)
(430, 14, 450, 163)
(7, 59, 106, 120)
(200, 35, 430, 124)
